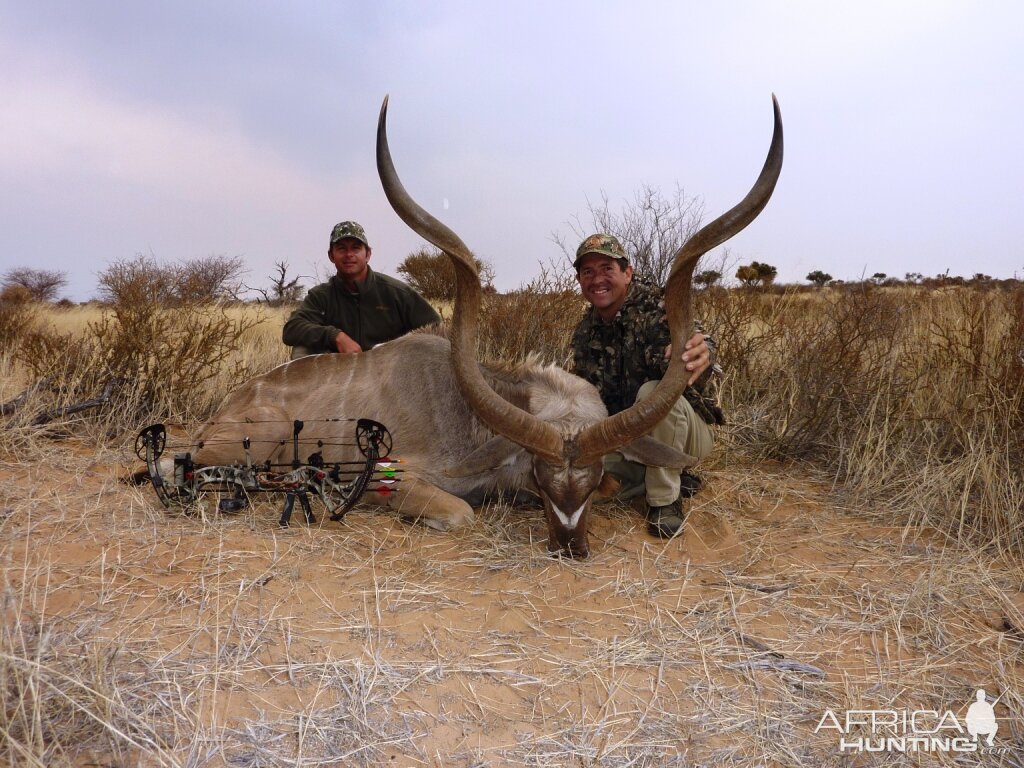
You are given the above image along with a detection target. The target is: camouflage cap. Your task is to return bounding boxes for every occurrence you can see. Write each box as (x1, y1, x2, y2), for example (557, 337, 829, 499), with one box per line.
(330, 221, 370, 247)
(573, 233, 628, 270)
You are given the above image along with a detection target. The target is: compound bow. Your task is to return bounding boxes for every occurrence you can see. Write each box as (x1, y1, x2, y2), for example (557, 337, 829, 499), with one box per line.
(136, 418, 400, 526)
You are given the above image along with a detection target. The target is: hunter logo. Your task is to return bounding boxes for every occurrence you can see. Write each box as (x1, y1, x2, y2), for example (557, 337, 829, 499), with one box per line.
(965, 689, 998, 746)
(815, 689, 1009, 754)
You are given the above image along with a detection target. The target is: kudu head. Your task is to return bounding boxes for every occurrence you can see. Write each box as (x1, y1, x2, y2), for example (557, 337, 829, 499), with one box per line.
(376, 95, 783, 558)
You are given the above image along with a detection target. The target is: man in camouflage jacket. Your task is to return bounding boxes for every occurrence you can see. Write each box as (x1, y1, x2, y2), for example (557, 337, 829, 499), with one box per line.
(571, 233, 723, 538)
(283, 221, 440, 357)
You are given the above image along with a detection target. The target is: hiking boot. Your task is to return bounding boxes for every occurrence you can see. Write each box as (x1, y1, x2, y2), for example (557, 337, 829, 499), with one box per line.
(647, 498, 686, 538)
(679, 470, 703, 499)
(614, 479, 647, 502)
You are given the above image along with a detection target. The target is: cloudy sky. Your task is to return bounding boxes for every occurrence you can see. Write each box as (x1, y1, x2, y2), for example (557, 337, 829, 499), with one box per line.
(2, 1, 1021, 299)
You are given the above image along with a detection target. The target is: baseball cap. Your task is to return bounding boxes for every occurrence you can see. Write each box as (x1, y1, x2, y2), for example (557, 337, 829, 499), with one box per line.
(573, 233, 628, 270)
(330, 221, 370, 247)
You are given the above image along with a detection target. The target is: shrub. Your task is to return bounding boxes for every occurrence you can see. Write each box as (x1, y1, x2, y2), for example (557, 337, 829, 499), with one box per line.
(8, 259, 262, 435)
(705, 283, 1023, 549)
(96, 254, 245, 306)
(398, 247, 494, 301)
(0, 286, 39, 354)
(175, 254, 246, 302)
(95, 256, 178, 306)
(478, 260, 583, 365)
(15, 306, 258, 428)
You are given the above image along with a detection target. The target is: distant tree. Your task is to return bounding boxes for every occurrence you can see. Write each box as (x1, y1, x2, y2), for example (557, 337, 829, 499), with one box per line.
(176, 255, 246, 302)
(736, 261, 777, 288)
(398, 246, 495, 301)
(251, 261, 305, 306)
(694, 269, 722, 288)
(96, 256, 179, 306)
(554, 183, 705, 285)
(806, 270, 832, 287)
(735, 265, 760, 287)
(929, 269, 965, 287)
(1, 267, 68, 302)
(98, 254, 250, 306)
(752, 261, 778, 286)
(871, 272, 887, 284)
(904, 272, 923, 283)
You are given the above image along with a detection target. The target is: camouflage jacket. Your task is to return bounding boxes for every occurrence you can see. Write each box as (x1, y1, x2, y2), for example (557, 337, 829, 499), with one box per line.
(282, 267, 440, 353)
(571, 279, 724, 425)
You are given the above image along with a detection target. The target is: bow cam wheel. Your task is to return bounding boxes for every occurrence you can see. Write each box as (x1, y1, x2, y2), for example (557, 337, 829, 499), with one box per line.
(135, 424, 167, 461)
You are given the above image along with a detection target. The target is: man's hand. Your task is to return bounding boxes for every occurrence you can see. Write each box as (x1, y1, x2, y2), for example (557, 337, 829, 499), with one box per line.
(335, 331, 362, 354)
(664, 331, 711, 386)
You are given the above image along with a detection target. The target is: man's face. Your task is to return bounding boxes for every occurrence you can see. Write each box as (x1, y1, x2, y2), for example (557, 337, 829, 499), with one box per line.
(329, 238, 371, 283)
(576, 254, 633, 319)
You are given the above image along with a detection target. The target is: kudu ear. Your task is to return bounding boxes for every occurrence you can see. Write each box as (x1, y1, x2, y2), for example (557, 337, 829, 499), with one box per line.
(443, 435, 522, 478)
(618, 436, 697, 470)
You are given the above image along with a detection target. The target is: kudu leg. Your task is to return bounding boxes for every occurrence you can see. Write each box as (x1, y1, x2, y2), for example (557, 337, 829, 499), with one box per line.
(386, 474, 476, 531)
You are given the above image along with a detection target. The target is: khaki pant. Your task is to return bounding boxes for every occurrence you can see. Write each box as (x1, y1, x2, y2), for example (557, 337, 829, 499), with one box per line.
(289, 346, 312, 360)
(602, 380, 716, 507)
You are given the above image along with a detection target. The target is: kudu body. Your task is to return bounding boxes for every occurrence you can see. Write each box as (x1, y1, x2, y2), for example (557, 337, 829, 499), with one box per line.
(170, 96, 783, 557)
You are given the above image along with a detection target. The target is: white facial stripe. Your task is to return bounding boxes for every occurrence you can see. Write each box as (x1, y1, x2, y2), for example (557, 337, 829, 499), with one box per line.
(551, 500, 587, 531)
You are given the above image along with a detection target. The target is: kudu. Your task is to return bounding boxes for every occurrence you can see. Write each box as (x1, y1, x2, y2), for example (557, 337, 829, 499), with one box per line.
(167, 96, 783, 558)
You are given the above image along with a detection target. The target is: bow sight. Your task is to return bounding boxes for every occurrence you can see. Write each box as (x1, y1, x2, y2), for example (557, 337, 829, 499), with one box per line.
(136, 418, 399, 526)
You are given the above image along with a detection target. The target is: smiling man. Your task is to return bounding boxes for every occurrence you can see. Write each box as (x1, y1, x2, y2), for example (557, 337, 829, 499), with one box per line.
(283, 221, 440, 357)
(571, 233, 724, 538)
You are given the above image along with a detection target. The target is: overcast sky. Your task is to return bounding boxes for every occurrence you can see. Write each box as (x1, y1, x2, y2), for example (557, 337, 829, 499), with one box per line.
(2, 1, 1022, 300)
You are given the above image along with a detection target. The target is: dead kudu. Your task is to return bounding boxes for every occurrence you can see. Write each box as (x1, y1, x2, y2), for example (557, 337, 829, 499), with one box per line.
(165, 96, 783, 557)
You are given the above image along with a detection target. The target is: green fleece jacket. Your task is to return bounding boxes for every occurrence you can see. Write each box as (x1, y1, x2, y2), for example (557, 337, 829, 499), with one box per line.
(282, 267, 440, 352)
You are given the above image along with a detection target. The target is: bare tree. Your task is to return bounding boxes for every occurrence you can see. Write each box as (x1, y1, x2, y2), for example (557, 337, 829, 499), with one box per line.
(554, 183, 705, 284)
(176, 254, 247, 302)
(250, 261, 305, 306)
(96, 256, 179, 306)
(98, 254, 249, 306)
(1, 267, 68, 302)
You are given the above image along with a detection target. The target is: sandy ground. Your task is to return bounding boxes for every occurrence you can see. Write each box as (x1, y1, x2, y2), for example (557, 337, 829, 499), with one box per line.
(1, 444, 1022, 767)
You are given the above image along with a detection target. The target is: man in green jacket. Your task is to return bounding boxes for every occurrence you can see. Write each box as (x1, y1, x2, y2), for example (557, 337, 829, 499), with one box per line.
(283, 221, 441, 357)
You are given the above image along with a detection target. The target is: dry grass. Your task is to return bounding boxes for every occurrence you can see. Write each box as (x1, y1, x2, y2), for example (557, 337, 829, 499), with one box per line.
(1, 450, 1021, 765)
(29, 303, 290, 348)
(1, 303, 292, 454)
(692, 284, 1024, 552)
(2, 284, 1023, 765)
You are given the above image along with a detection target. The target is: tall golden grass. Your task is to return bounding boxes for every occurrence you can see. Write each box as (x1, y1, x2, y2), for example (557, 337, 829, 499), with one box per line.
(1, 296, 292, 443)
(2, 281, 1023, 765)
(2, 282, 1021, 548)
(697, 284, 1024, 551)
